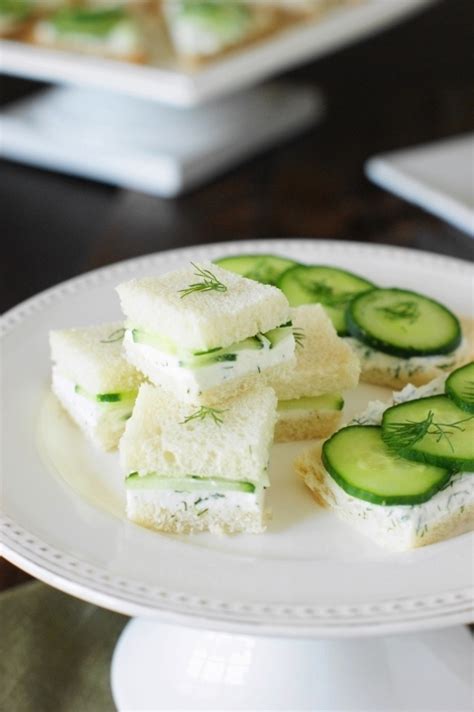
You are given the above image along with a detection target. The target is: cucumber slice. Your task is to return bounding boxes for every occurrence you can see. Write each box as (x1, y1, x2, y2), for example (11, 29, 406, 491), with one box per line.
(75, 385, 137, 403)
(382, 395, 474, 471)
(277, 265, 374, 335)
(125, 473, 256, 493)
(133, 323, 291, 368)
(52, 7, 126, 36)
(185, 336, 262, 368)
(278, 393, 343, 412)
(214, 254, 297, 286)
(347, 288, 461, 358)
(322, 425, 452, 505)
(132, 328, 178, 355)
(264, 323, 293, 348)
(446, 362, 474, 413)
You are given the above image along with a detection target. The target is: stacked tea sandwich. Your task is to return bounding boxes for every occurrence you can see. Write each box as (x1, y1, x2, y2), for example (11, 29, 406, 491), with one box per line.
(50, 261, 359, 536)
(115, 262, 296, 534)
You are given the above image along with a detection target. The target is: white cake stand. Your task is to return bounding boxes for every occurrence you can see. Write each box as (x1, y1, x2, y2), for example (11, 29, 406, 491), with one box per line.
(1, 239, 473, 711)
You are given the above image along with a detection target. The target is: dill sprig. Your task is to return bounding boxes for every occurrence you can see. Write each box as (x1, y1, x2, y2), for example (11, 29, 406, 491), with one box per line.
(293, 327, 305, 348)
(384, 409, 474, 453)
(296, 278, 352, 307)
(179, 263, 227, 298)
(181, 405, 227, 426)
(100, 327, 126, 343)
(376, 300, 420, 324)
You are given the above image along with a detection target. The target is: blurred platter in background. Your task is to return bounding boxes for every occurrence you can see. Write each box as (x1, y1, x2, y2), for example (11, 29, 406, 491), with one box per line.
(0, 0, 436, 106)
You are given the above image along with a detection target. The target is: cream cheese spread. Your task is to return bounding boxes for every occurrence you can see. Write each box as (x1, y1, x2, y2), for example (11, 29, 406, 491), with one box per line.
(123, 328, 295, 402)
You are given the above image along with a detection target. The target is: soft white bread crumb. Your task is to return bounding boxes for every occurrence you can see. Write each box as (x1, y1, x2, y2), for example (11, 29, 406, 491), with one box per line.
(50, 322, 144, 393)
(275, 409, 342, 443)
(267, 304, 360, 399)
(116, 262, 290, 351)
(120, 382, 278, 484)
(122, 328, 295, 406)
(127, 490, 267, 535)
(349, 316, 474, 390)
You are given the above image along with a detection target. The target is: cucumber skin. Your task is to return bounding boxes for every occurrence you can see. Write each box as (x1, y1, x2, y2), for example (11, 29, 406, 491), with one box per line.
(445, 363, 474, 414)
(125, 473, 256, 493)
(214, 254, 299, 286)
(347, 288, 462, 358)
(277, 264, 374, 336)
(322, 425, 452, 506)
(381, 396, 474, 472)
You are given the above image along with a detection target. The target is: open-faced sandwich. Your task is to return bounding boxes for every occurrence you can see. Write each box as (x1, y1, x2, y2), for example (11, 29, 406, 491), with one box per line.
(295, 361, 474, 550)
(30, 3, 148, 62)
(160, 0, 280, 65)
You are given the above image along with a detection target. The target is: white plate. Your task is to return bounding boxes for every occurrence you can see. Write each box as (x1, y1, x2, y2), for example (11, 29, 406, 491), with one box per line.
(0, 0, 435, 107)
(1, 239, 473, 637)
(366, 134, 474, 236)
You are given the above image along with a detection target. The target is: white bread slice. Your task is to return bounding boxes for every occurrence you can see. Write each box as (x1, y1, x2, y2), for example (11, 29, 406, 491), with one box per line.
(116, 262, 290, 351)
(294, 378, 474, 551)
(347, 316, 474, 390)
(50, 322, 144, 394)
(267, 304, 360, 400)
(120, 382, 277, 485)
(275, 409, 342, 443)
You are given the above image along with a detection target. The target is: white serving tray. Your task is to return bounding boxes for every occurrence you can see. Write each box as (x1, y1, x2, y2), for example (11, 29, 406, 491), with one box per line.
(366, 134, 474, 237)
(0, 0, 435, 107)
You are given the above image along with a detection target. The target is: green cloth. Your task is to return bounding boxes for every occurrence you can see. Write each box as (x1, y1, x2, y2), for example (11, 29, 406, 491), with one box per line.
(0, 581, 128, 712)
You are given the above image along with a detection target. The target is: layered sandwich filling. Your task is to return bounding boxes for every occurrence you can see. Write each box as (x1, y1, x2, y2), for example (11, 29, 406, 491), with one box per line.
(126, 474, 264, 511)
(52, 368, 136, 444)
(34, 7, 141, 55)
(123, 322, 295, 400)
(164, 1, 254, 56)
(277, 393, 343, 420)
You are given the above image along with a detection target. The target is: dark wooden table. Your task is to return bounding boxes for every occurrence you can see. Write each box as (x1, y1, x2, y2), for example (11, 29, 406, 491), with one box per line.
(1, 0, 473, 591)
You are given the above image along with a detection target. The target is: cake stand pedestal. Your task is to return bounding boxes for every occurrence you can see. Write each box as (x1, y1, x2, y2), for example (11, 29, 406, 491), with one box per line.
(111, 619, 472, 711)
(0, 82, 322, 197)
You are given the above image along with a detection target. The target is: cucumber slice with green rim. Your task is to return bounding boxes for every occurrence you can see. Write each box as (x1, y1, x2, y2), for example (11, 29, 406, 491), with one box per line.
(382, 395, 474, 471)
(446, 362, 474, 413)
(278, 393, 343, 412)
(277, 265, 374, 335)
(52, 7, 126, 36)
(125, 473, 256, 493)
(347, 287, 461, 357)
(75, 385, 137, 403)
(214, 254, 298, 286)
(322, 425, 452, 505)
